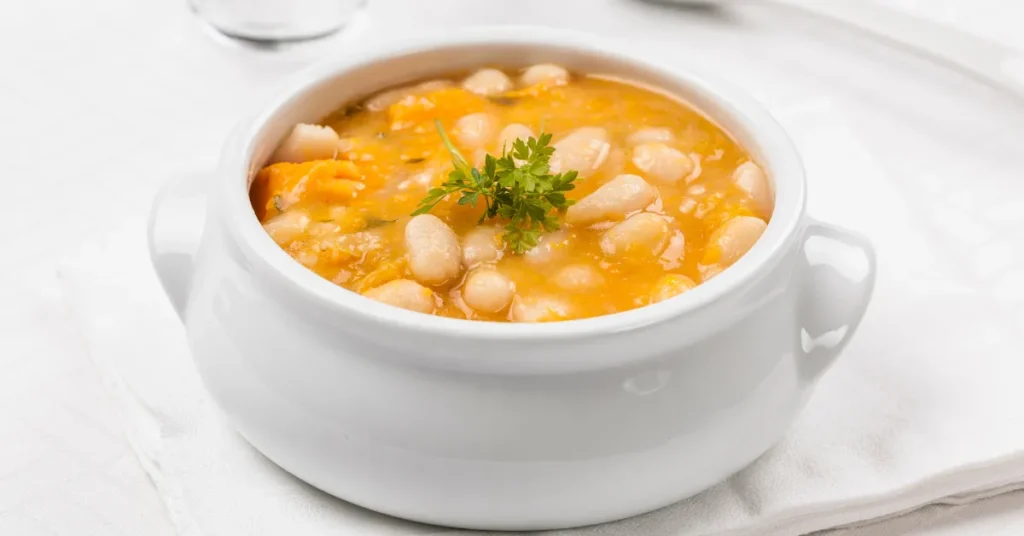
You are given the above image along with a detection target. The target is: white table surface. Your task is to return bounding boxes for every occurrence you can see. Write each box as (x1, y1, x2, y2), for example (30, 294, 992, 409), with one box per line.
(2, 0, 1023, 534)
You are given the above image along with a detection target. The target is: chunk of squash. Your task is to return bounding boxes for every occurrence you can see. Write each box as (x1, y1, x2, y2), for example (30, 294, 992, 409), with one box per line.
(250, 159, 370, 220)
(387, 88, 487, 131)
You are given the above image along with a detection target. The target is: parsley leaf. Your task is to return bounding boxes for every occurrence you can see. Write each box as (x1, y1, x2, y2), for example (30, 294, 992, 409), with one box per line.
(413, 120, 579, 254)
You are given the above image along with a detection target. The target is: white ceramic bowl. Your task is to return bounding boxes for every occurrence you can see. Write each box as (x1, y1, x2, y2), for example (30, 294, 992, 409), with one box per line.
(148, 27, 876, 530)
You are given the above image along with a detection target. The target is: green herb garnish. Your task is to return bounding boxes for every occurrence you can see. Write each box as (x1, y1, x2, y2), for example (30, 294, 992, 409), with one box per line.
(364, 216, 397, 229)
(404, 157, 426, 165)
(412, 119, 579, 254)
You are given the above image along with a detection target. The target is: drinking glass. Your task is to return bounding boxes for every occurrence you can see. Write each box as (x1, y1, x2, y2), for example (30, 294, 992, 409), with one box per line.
(191, 0, 367, 44)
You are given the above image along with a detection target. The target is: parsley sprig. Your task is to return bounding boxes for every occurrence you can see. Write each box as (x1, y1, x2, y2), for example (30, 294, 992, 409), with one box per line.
(412, 120, 579, 254)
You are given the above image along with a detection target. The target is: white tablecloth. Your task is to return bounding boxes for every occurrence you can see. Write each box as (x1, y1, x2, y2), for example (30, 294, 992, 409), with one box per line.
(2, 0, 1023, 534)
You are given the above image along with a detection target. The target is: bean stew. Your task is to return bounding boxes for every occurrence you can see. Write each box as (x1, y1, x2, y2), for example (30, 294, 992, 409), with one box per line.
(250, 64, 772, 322)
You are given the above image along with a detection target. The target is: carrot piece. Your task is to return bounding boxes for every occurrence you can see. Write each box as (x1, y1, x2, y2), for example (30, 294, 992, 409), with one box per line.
(387, 88, 487, 131)
(250, 160, 363, 220)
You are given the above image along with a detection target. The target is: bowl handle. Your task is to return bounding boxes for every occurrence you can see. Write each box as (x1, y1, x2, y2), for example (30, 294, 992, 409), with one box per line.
(797, 219, 877, 382)
(147, 172, 209, 321)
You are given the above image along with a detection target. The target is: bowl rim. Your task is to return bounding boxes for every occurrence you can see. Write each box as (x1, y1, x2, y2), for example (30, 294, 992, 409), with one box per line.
(218, 26, 807, 343)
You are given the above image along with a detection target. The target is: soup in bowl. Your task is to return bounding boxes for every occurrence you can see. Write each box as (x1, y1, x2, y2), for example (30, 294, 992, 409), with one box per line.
(251, 64, 774, 322)
(149, 28, 875, 530)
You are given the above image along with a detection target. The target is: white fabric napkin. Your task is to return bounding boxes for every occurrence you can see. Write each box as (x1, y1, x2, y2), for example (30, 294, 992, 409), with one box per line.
(59, 111, 1024, 536)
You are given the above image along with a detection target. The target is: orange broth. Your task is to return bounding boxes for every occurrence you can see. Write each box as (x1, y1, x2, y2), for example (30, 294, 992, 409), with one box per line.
(250, 67, 771, 322)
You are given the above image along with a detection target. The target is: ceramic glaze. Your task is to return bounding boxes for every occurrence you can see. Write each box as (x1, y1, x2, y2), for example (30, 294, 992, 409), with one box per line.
(148, 28, 876, 530)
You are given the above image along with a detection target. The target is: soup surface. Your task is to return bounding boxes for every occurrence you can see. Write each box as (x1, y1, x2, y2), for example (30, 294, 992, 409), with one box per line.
(250, 65, 773, 322)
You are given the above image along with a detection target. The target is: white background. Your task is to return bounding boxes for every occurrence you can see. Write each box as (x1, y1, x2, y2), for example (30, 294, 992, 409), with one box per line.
(2, 0, 1023, 534)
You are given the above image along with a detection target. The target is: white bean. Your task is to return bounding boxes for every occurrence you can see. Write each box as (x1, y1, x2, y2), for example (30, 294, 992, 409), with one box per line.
(497, 123, 535, 152)
(650, 274, 697, 303)
(462, 68, 514, 96)
(262, 211, 310, 245)
(565, 174, 658, 226)
(462, 269, 515, 314)
(553, 264, 606, 292)
(510, 295, 572, 323)
(405, 214, 462, 286)
(626, 127, 675, 147)
(415, 79, 452, 93)
(733, 161, 773, 217)
(364, 279, 435, 314)
(704, 216, 768, 268)
(520, 63, 570, 87)
(523, 230, 571, 265)
(365, 88, 408, 112)
(270, 124, 342, 164)
(461, 226, 503, 267)
(472, 149, 488, 169)
(364, 80, 451, 112)
(632, 143, 693, 184)
(699, 264, 724, 282)
(454, 113, 498, 149)
(549, 127, 611, 178)
(600, 212, 671, 259)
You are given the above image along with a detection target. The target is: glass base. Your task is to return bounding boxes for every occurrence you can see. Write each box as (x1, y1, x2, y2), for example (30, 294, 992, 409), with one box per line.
(199, 21, 344, 50)
(190, 0, 365, 50)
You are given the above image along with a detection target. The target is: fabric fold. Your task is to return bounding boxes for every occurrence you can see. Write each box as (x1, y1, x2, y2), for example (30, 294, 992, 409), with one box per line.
(58, 218, 1024, 536)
